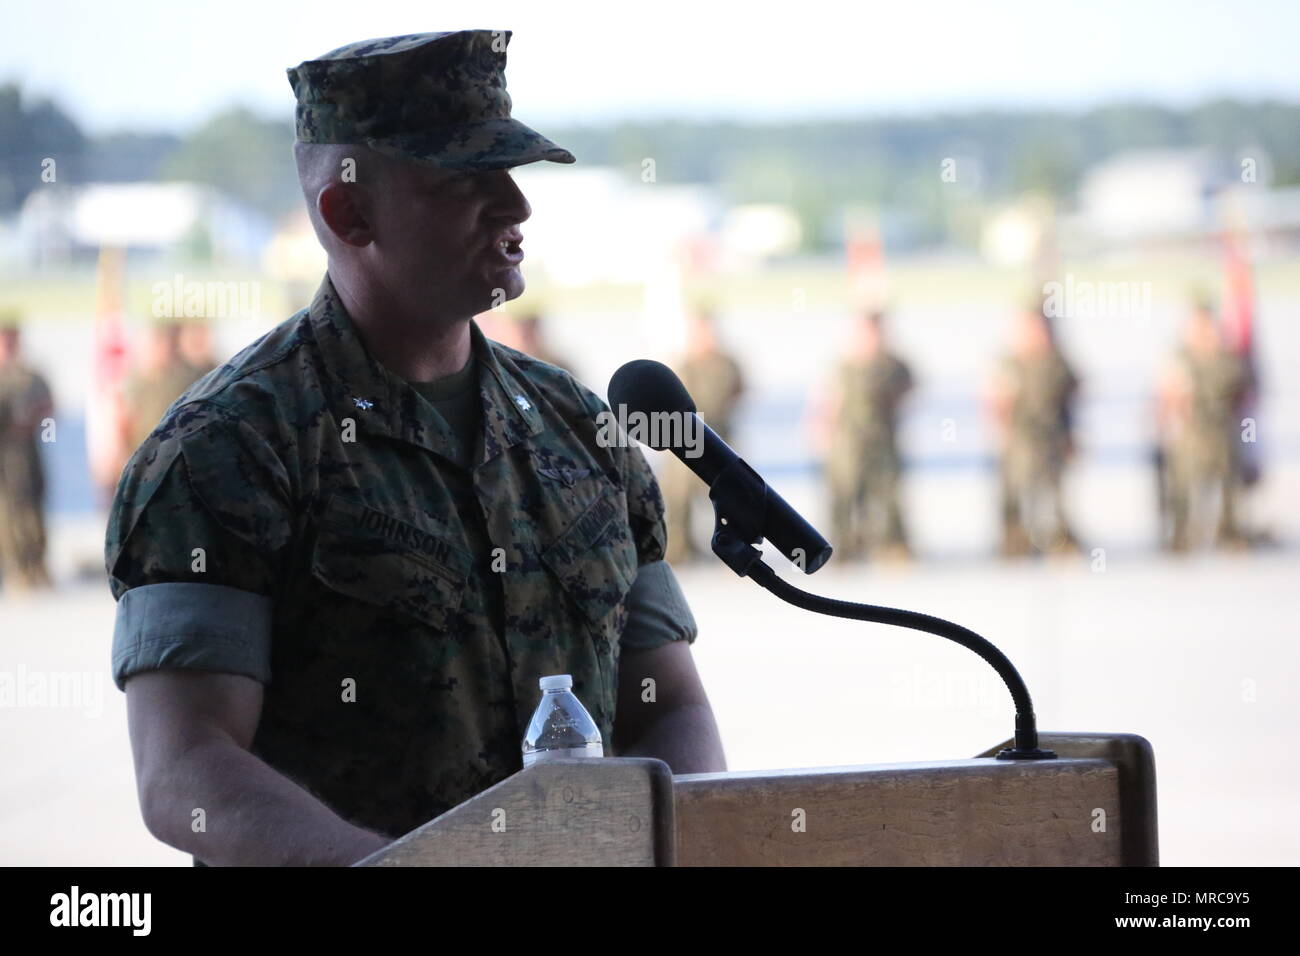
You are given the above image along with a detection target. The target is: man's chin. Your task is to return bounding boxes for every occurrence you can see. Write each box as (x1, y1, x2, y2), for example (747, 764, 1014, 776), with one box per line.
(482, 271, 525, 309)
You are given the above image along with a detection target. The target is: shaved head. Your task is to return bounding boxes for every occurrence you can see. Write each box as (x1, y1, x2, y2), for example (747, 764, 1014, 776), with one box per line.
(294, 142, 398, 250)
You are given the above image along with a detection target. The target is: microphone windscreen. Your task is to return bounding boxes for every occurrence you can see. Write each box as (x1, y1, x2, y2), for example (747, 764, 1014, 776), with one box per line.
(608, 360, 697, 416)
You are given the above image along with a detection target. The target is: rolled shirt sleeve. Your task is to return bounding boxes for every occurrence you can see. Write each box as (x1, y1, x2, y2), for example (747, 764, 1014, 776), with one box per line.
(104, 399, 293, 689)
(111, 583, 273, 691)
(619, 559, 698, 650)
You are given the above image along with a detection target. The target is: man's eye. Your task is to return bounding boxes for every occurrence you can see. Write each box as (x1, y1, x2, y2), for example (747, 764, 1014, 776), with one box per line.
(428, 168, 468, 186)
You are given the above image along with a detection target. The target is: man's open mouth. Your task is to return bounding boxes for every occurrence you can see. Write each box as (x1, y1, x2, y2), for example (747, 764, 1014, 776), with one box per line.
(492, 234, 524, 264)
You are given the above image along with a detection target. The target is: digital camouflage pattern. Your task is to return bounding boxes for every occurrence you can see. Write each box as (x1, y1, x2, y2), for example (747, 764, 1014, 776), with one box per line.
(1167, 345, 1250, 476)
(0, 357, 53, 589)
(122, 357, 210, 454)
(105, 275, 666, 838)
(998, 349, 1078, 485)
(996, 349, 1080, 554)
(1165, 344, 1251, 548)
(521, 343, 575, 376)
(825, 353, 913, 559)
(287, 30, 576, 171)
(828, 353, 912, 455)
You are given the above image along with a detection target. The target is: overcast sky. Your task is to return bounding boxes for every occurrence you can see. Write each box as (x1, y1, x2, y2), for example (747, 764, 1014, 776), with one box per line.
(5, 0, 1300, 134)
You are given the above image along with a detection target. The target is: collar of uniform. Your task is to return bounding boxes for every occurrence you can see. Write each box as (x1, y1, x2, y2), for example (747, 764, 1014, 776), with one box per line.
(309, 273, 419, 446)
(308, 273, 543, 459)
(472, 319, 545, 462)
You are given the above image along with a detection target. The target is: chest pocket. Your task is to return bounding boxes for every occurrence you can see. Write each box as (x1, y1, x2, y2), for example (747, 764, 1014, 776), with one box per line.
(310, 494, 470, 632)
(540, 488, 638, 636)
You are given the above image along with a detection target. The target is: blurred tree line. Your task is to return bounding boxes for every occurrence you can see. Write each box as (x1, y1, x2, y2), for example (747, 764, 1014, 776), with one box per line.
(0, 83, 86, 211)
(552, 101, 1300, 250)
(2, 80, 1298, 251)
(0, 84, 301, 222)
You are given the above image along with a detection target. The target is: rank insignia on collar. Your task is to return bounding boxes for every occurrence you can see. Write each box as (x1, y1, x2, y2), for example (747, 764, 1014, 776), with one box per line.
(353, 397, 374, 410)
(513, 395, 532, 412)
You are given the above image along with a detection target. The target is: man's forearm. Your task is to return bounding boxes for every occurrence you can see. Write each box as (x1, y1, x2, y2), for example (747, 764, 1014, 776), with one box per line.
(618, 702, 726, 774)
(143, 738, 390, 866)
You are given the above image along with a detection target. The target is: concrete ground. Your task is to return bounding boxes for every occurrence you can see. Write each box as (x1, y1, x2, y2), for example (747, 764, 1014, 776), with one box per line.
(4, 277, 1297, 865)
(1, 514, 1297, 866)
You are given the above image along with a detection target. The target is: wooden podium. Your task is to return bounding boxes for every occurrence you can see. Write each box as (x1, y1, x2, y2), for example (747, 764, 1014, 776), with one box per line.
(357, 732, 1156, 867)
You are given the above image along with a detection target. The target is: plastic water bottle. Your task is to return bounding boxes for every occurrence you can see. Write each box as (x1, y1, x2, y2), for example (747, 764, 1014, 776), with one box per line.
(522, 674, 604, 767)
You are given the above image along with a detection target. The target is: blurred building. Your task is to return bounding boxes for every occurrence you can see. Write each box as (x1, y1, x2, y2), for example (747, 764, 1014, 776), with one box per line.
(718, 204, 802, 268)
(16, 182, 271, 267)
(1080, 149, 1230, 242)
(262, 208, 328, 306)
(511, 166, 720, 286)
(1065, 148, 1300, 256)
(1219, 183, 1300, 255)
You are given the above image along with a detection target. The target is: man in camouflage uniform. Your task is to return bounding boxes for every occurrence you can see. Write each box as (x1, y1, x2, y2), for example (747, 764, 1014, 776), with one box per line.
(516, 311, 575, 376)
(1157, 302, 1252, 551)
(122, 319, 212, 454)
(178, 319, 220, 380)
(989, 300, 1080, 557)
(105, 31, 724, 867)
(822, 311, 913, 562)
(0, 315, 55, 592)
(662, 309, 745, 564)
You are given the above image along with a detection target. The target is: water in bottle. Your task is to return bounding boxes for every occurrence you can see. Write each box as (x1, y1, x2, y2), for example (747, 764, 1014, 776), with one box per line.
(522, 674, 604, 767)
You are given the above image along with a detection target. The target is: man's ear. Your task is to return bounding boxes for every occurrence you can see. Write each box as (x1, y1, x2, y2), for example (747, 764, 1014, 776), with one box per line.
(317, 182, 374, 247)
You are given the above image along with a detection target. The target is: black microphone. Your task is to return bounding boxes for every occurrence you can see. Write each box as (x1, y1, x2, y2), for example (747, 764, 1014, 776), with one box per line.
(608, 359, 832, 574)
(608, 360, 1053, 760)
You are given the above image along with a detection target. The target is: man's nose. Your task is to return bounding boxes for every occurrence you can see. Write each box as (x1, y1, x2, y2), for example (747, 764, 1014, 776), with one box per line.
(487, 169, 531, 223)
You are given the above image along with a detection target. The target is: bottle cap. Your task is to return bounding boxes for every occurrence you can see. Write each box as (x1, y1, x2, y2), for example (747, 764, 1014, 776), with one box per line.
(539, 674, 573, 691)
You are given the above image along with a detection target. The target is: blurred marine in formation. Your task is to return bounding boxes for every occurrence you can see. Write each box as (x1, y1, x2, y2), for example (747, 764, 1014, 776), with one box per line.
(820, 310, 913, 562)
(178, 319, 220, 380)
(663, 309, 745, 564)
(122, 319, 213, 454)
(1156, 299, 1252, 551)
(515, 312, 574, 375)
(988, 299, 1080, 557)
(0, 313, 55, 592)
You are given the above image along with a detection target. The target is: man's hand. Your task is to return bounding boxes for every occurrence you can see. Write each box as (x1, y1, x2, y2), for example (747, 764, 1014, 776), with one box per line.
(126, 669, 391, 866)
(612, 640, 725, 774)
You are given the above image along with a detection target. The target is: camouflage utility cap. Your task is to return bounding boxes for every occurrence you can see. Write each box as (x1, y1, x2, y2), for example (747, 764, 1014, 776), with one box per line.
(287, 30, 576, 170)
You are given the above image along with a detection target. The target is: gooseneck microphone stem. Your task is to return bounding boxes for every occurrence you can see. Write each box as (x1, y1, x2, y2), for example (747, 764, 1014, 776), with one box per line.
(607, 358, 1053, 760)
(713, 529, 1056, 760)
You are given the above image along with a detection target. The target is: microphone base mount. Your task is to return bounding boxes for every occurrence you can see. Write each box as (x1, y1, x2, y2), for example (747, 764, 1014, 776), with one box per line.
(995, 747, 1059, 760)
